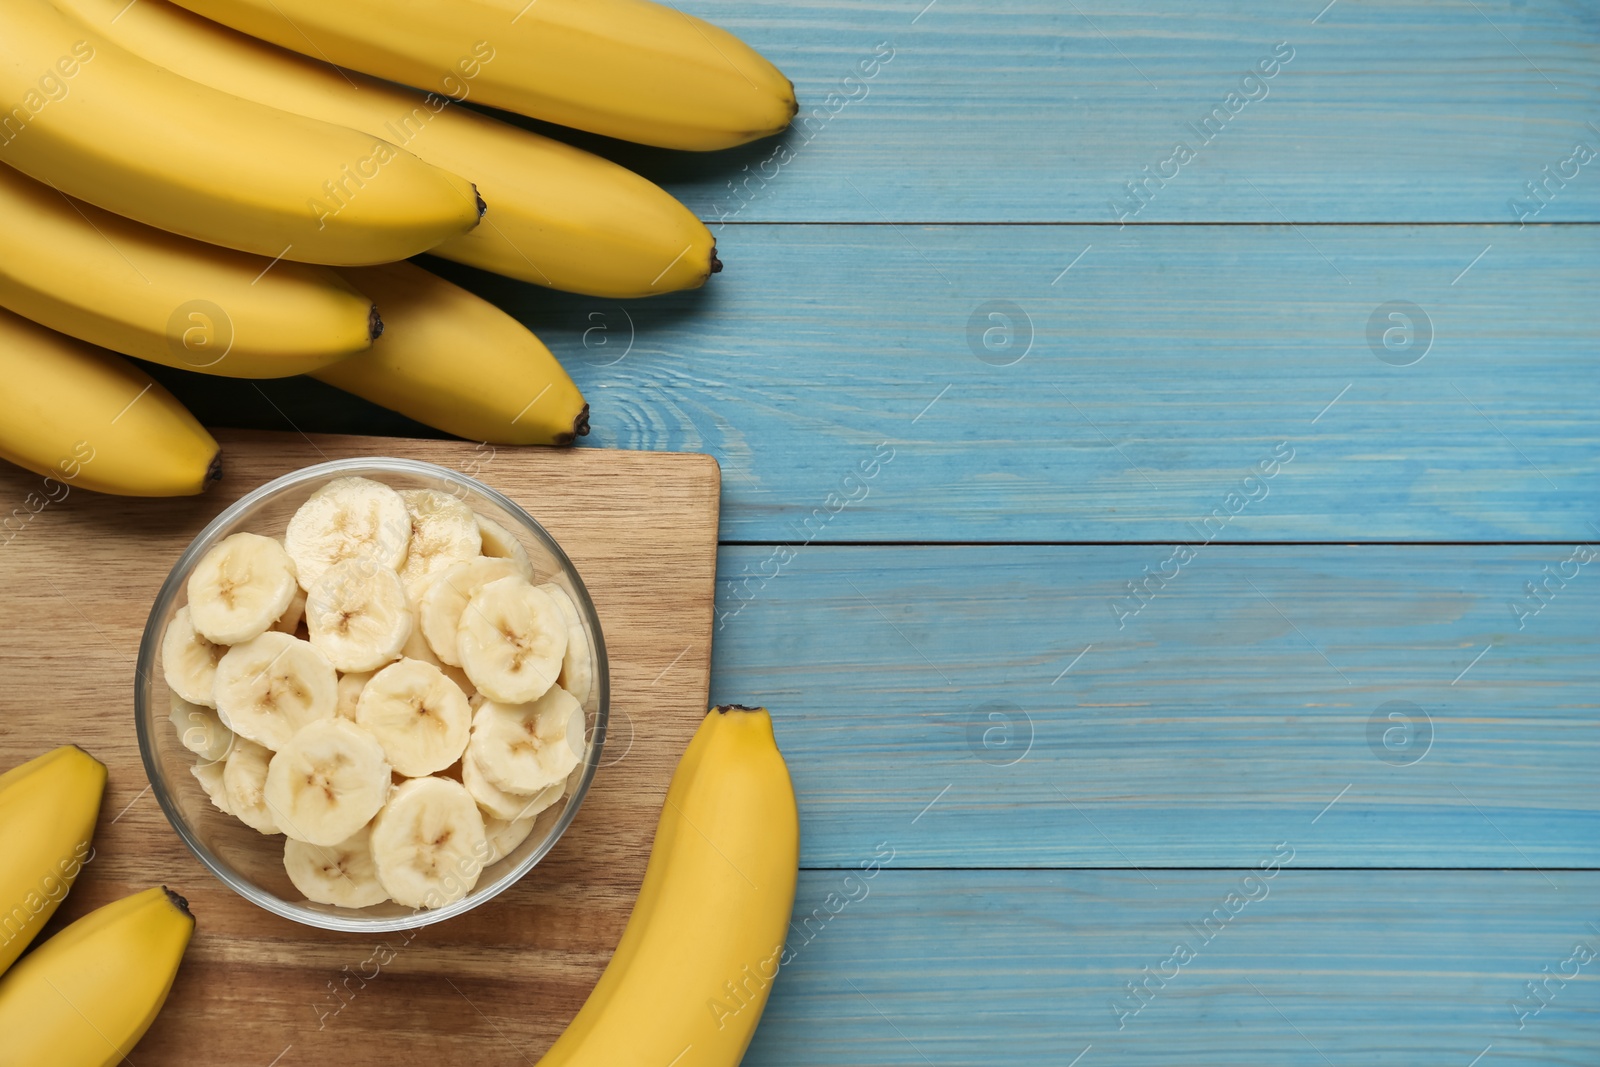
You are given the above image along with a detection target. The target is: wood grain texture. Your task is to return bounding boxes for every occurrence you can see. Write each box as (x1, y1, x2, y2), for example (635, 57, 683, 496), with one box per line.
(505, 0, 1600, 223)
(0, 430, 720, 1065)
(743, 870, 1600, 1066)
(714, 544, 1600, 868)
(148, 222, 1600, 542)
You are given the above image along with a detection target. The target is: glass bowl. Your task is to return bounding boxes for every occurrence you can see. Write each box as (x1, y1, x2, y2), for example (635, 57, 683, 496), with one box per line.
(135, 457, 608, 932)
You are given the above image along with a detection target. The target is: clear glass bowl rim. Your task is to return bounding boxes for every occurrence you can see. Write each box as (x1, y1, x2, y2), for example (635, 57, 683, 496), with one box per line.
(133, 456, 609, 933)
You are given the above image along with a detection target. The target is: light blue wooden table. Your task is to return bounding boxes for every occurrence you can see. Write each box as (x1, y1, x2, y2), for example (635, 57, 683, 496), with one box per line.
(157, 1, 1600, 1062)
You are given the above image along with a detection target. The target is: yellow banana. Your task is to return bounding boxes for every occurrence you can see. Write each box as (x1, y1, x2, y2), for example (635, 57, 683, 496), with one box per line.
(537, 705, 799, 1067)
(0, 307, 221, 496)
(0, 0, 482, 264)
(321, 263, 589, 446)
(166, 0, 796, 152)
(52, 0, 716, 297)
(0, 163, 377, 378)
(0, 886, 194, 1066)
(0, 747, 105, 975)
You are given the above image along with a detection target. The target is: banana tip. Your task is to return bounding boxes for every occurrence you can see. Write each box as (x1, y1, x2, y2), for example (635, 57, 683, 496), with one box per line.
(368, 305, 384, 341)
(709, 249, 723, 275)
(203, 452, 224, 491)
(472, 185, 487, 220)
(162, 886, 194, 920)
(712, 704, 766, 715)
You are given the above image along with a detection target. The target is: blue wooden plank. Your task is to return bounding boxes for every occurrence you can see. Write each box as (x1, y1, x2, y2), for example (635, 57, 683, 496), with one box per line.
(507, 0, 1600, 223)
(707, 544, 1600, 868)
(745, 869, 1600, 1066)
(158, 220, 1600, 542)
(438, 221, 1598, 542)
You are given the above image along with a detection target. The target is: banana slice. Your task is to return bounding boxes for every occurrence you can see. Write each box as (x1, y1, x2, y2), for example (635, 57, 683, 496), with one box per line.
(305, 558, 412, 672)
(457, 578, 568, 703)
(334, 670, 373, 720)
(263, 718, 392, 846)
(355, 658, 472, 777)
(284, 475, 410, 590)
(170, 694, 235, 763)
(462, 747, 564, 822)
(213, 631, 338, 750)
(417, 557, 526, 666)
(369, 776, 487, 909)
(284, 827, 389, 909)
(401, 622, 476, 697)
(161, 605, 225, 707)
(474, 514, 536, 581)
(482, 813, 542, 865)
(191, 757, 232, 816)
(538, 582, 593, 706)
(398, 489, 482, 585)
(224, 738, 280, 835)
(185, 531, 299, 645)
(468, 686, 584, 795)
(271, 585, 307, 635)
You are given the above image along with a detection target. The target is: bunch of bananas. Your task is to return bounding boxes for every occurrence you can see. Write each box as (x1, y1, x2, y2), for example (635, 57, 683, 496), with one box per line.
(0, 0, 794, 495)
(0, 746, 196, 1065)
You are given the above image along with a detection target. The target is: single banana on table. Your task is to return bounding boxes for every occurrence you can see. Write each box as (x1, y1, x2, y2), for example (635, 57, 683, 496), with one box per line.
(0, 885, 195, 1066)
(320, 262, 589, 446)
(165, 0, 796, 151)
(52, 0, 718, 298)
(0, 163, 378, 377)
(0, 0, 482, 263)
(0, 307, 221, 496)
(0, 746, 106, 975)
(535, 705, 799, 1067)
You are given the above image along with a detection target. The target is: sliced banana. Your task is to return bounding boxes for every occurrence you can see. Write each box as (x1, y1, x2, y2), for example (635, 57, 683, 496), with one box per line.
(305, 558, 412, 672)
(474, 514, 535, 581)
(263, 718, 392, 846)
(417, 557, 526, 667)
(457, 578, 568, 704)
(185, 531, 299, 645)
(284, 475, 410, 590)
(213, 631, 338, 750)
(398, 489, 482, 585)
(468, 686, 584, 795)
(170, 694, 235, 763)
(223, 738, 280, 835)
(482, 814, 541, 865)
(355, 658, 472, 777)
(462, 747, 564, 822)
(400, 623, 475, 697)
(271, 584, 307, 635)
(284, 827, 389, 909)
(191, 757, 232, 816)
(161, 605, 224, 707)
(369, 776, 487, 909)
(538, 582, 593, 706)
(334, 671, 373, 720)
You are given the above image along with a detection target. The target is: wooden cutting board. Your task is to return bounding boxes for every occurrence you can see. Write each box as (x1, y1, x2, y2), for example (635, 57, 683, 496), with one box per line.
(0, 429, 721, 1065)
